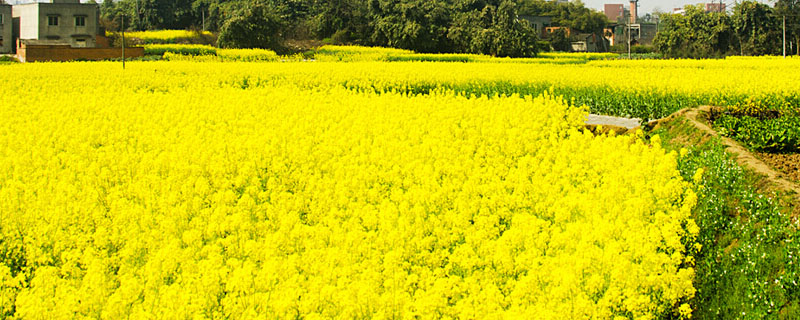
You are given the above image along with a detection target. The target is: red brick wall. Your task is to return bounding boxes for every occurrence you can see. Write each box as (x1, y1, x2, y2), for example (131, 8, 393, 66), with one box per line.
(604, 4, 624, 22)
(18, 44, 144, 62)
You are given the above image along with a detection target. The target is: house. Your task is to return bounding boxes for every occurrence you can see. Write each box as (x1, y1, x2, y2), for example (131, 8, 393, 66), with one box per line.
(571, 33, 606, 52)
(705, 3, 726, 13)
(637, 23, 657, 45)
(519, 15, 552, 38)
(607, 23, 657, 46)
(1, 4, 11, 53)
(604, 4, 627, 23)
(13, 0, 100, 49)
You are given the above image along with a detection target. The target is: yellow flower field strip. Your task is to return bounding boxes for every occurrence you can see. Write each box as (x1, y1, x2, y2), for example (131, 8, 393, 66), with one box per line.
(3, 59, 799, 119)
(0, 78, 696, 318)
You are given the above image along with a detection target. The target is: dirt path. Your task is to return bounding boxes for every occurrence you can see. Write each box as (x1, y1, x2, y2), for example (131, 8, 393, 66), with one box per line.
(682, 107, 800, 198)
(587, 108, 800, 209)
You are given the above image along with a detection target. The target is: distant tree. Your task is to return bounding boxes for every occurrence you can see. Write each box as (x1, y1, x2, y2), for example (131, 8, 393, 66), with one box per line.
(217, 3, 286, 50)
(519, 0, 608, 34)
(775, 0, 800, 55)
(309, 0, 370, 42)
(369, 0, 454, 53)
(447, 0, 540, 57)
(654, 5, 735, 58)
(547, 28, 571, 51)
(732, 1, 781, 55)
(518, 0, 607, 52)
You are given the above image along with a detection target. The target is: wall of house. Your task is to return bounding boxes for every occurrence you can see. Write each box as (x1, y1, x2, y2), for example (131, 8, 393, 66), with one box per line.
(13, 2, 99, 48)
(0, 5, 12, 54)
(12, 4, 38, 41)
(604, 4, 625, 22)
(38, 3, 99, 47)
(17, 43, 144, 62)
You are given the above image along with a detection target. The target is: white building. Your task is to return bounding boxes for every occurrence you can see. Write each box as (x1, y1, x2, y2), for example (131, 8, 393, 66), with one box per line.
(13, 0, 100, 48)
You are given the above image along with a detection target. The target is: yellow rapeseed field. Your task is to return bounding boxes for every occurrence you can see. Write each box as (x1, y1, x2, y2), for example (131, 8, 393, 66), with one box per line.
(0, 61, 701, 319)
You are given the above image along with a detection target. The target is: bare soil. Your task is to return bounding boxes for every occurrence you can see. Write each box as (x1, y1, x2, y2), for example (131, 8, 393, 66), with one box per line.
(755, 152, 800, 182)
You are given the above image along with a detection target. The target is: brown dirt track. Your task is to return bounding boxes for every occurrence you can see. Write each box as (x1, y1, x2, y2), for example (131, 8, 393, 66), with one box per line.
(648, 106, 800, 218)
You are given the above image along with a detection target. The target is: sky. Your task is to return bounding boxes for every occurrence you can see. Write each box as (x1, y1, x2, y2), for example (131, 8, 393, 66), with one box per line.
(582, 0, 773, 15)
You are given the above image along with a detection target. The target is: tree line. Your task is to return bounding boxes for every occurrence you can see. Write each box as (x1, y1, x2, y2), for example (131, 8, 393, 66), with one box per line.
(99, 0, 610, 57)
(99, 0, 800, 58)
(654, 0, 800, 58)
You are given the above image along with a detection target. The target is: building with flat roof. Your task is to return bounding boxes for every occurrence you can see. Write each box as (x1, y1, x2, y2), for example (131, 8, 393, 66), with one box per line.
(604, 4, 626, 23)
(13, 0, 100, 49)
(1, 4, 11, 53)
(519, 15, 553, 38)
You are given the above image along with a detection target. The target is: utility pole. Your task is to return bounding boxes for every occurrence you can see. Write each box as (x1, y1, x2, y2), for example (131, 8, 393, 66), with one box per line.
(784, 15, 787, 58)
(628, 22, 631, 59)
(202, 10, 206, 32)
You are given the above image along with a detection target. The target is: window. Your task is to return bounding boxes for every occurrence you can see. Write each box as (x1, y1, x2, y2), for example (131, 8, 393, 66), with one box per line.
(75, 39, 86, 48)
(48, 16, 59, 26)
(74, 16, 85, 27)
(0, 14, 4, 25)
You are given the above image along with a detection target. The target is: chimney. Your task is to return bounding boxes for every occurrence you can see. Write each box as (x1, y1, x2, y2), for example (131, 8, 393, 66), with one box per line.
(629, 1, 637, 24)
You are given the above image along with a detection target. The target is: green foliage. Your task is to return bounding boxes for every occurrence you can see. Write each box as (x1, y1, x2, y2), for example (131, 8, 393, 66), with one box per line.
(654, 5, 735, 58)
(775, 0, 800, 55)
(547, 28, 571, 52)
(713, 112, 800, 152)
(0, 56, 19, 64)
(654, 1, 790, 58)
(655, 121, 800, 319)
(144, 44, 218, 56)
(447, 0, 540, 57)
(518, 0, 608, 34)
(369, 0, 454, 53)
(732, 1, 782, 56)
(217, 3, 285, 50)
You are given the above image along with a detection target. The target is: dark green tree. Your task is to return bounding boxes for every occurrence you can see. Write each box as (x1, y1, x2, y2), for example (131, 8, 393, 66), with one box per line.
(547, 28, 571, 51)
(775, 0, 800, 55)
(447, 0, 539, 57)
(308, 0, 371, 42)
(654, 4, 735, 58)
(217, 3, 286, 50)
(732, 1, 781, 56)
(368, 0, 454, 53)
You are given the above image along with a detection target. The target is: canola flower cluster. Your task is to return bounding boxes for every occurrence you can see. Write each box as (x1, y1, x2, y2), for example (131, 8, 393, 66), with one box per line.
(106, 57, 800, 119)
(0, 62, 698, 319)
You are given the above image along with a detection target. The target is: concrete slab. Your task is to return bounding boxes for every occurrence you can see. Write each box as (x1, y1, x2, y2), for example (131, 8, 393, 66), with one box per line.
(585, 114, 642, 130)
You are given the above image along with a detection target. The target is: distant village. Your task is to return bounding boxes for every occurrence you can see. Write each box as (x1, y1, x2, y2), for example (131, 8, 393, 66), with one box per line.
(524, 1, 728, 53)
(0, 0, 737, 62)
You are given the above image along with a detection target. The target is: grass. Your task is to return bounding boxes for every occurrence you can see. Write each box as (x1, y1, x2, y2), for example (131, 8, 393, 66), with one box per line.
(650, 117, 800, 319)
